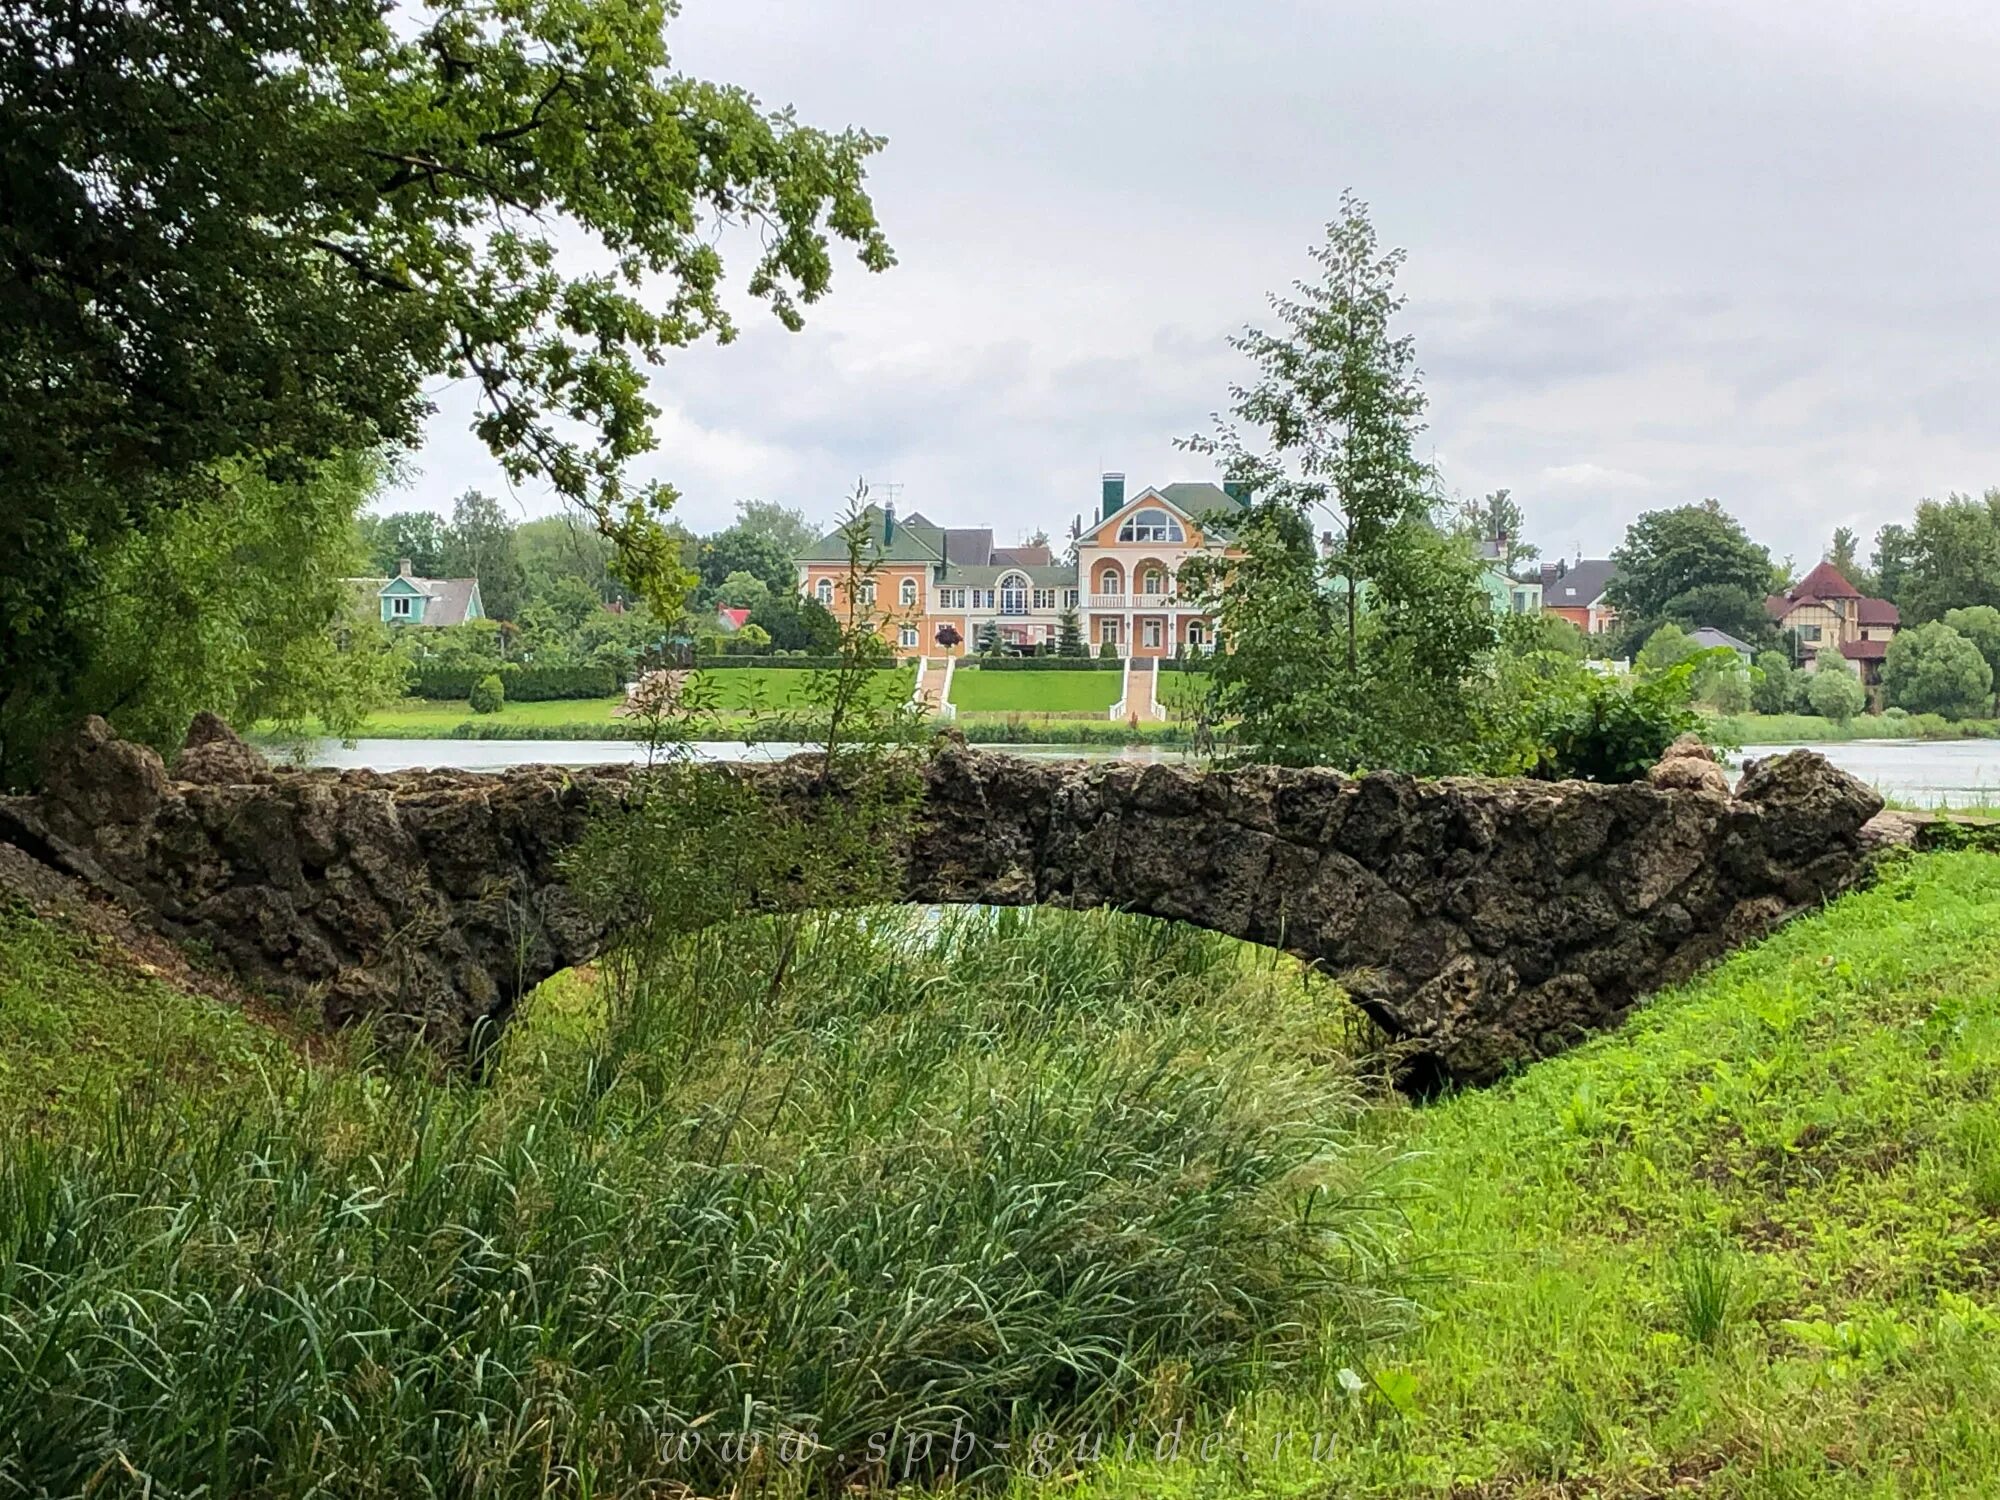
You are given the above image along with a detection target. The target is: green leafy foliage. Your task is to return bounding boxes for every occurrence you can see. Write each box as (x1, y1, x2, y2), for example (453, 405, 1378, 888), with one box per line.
(1751, 648, 1801, 713)
(1606, 501, 1776, 650)
(1183, 197, 1497, 772)
(467, 673, 504, 714)
(0, 453, 405, 785)
(2, 0, 891, 751)
(1884, 620, 1993, 719)
(1483, 655, 1704, 782)
(1806, 661, 1868, 723)
(1887, 491, 2000, 621)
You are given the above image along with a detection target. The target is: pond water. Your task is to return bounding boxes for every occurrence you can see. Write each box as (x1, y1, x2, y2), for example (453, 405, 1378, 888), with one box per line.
(294, 736, 2000, 808)
(1729, 740, 2000, 809)
(295, 738, 1192, 773)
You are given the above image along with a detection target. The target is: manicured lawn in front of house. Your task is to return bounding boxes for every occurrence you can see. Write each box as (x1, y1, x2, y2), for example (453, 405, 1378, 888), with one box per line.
(948, 669, 1122, 714)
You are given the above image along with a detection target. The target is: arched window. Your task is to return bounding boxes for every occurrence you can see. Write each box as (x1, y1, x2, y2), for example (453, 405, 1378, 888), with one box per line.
(860, 580, 876, 606)
(1187, 622, 1205, 645)
(816, 578, 833, 606)
(1117, 508, 1184, 544)
(999, 571, 1029, 616)
(1095, 564, 1123, 597)
(1140, 566, 1166, 596)
(900, 577, 918, 608)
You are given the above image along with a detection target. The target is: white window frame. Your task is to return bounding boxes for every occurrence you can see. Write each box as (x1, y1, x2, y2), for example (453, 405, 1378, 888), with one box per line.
(898, 625, 918, 650)
(900, 577, 918, 607)
(816, 578, 833, 606)
(1118, 509, 1185, 544)
(1142, 619, 1162, 648)
(391, 595, 413, 617)
(860, 580, 876, 606)
(1032, 588, 1055, 610)
(1063, 589, 1079, 608)
(1099, 617, 1121, 645)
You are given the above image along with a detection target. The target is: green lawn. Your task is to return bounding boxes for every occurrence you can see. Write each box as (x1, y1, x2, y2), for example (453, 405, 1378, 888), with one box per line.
(948, 668, 1121, 714)
(325, 668, 913, 737)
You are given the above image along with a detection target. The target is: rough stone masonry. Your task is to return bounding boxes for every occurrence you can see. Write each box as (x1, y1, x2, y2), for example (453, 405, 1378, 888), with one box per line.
(0, 716, 1891, 1090)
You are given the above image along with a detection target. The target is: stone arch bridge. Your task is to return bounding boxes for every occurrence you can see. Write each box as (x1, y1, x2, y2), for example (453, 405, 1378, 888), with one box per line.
(0, 716, 1893, 1089)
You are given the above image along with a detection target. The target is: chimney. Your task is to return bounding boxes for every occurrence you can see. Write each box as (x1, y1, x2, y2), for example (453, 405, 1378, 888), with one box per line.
(1223, 476, 1251, 505)
(883, 503, 895, 546)
(397, 557, 413, 577)
(1101, 472, 1125, 522)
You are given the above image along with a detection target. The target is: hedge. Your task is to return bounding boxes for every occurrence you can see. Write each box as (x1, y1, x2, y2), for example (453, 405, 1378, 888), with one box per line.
(1158, 656, 1216, 672)
(961, 657, 1122, 671)
(406, 664, 618, 701)
(691, 655, 915, 670)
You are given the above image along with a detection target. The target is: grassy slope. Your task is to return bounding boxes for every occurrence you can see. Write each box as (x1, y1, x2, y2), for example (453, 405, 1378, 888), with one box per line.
(1057, 850, 2000, 1498)
(7, 856, 2000, 1494)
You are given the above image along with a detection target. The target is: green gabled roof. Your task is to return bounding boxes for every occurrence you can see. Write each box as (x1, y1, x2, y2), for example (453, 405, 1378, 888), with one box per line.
(796, 505, 946, 564)
(1156, 482, 1248, 532)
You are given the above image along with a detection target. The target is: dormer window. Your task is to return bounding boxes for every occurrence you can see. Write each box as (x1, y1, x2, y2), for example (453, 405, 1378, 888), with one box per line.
(1117, 508, 1184, 544)
(391, 595, 412, 617)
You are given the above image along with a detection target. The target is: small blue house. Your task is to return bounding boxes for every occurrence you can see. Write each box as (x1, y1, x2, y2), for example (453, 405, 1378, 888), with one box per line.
(365, 559, 485, 627)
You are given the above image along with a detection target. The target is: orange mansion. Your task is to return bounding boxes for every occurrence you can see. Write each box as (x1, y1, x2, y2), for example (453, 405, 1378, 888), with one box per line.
(794, 473, 1249, 657)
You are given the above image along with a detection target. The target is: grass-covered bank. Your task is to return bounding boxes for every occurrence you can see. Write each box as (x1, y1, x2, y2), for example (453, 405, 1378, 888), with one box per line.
(1055, 849, 2000, 1496)
(1717, 709, 2000, 744)
(7, 853, 2000, 1494)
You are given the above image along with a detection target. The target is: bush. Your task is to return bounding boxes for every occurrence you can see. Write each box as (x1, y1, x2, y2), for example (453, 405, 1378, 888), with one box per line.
(1750, 650, 1797, 715)
(1884, 621, 1994, 720)
(962, 657, 1123, 671)
(468, 673, 505, 714)
(1486, 656, 1703, 782)
(508, 665, 619, 700)
(692, 654, 855, 671)
(1805, 664, 1866, 723)
(1097, 640, 1119, 659)
(408, 664, 618, 700)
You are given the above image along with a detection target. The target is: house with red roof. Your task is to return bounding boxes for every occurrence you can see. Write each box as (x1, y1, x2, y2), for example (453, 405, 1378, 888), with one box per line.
(1766, 561, 1901, 704)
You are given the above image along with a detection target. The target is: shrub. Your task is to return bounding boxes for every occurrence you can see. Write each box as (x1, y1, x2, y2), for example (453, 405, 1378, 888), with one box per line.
(1486, 656, 1703, 782)
(508, 665, 619, 700)
(468, 673, 504, 714)
(1805, 664, 1866, 723)
(1750, 650, 1796, 715)
(963, 657, 1123, 671)
(1097, 640, 1119, 659)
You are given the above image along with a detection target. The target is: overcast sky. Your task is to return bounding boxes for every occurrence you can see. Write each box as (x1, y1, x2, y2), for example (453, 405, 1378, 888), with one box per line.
(392, 0, 2000, 569)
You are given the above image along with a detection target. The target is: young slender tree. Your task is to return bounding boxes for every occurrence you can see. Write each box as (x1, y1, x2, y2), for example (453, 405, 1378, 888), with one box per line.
(1182, 194, 1493, 768)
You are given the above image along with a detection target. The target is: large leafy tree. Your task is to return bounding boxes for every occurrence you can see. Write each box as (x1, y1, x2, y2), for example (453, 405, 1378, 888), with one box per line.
(441, 491, 527, 622)
(1606, 501, 1776, 650)
(1, 0, 890, 757)
(697, 526, 797, 601)
(1184, 195, 1494, 770)
(1890, 492, 2000, 622)
(1943, 605, 2000, 714)
(358, 510, 449, 578)
(732, 499, 818, 560)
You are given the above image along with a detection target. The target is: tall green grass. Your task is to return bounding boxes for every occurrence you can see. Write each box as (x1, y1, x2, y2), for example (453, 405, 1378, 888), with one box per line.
(0, 904, 1402, 1495)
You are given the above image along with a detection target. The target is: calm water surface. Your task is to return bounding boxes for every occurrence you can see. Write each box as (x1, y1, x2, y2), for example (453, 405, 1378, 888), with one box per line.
(298, 738, 1191, 773)
(298, 736, 2000, 807)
